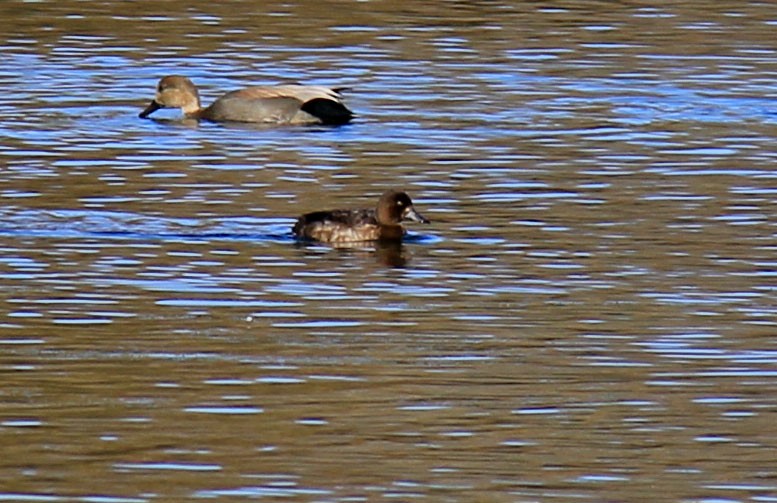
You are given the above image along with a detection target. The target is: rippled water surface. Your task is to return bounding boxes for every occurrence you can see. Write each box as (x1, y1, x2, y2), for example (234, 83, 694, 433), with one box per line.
(1, 1, 776, 501)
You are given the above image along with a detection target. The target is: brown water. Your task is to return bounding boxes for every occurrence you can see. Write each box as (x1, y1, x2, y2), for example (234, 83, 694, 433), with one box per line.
(1, 1, 776, 501)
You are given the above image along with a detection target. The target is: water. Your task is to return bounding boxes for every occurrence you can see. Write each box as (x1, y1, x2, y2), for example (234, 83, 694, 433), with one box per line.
(1, 1, 776, 501)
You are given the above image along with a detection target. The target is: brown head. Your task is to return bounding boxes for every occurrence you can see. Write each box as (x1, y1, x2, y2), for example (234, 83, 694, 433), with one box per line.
(139, 75, 202, 118)
(375, 189, 430, 226)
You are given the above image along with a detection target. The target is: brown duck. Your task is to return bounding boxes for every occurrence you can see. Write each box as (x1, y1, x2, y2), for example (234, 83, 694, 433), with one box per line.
(139, 75, 353, 125)
(293, 190, 429, 244)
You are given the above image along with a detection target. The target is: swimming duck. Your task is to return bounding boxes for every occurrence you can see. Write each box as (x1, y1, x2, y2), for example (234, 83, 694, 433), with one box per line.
(293, 189, 429, 243)
(139, 75, 353, 125)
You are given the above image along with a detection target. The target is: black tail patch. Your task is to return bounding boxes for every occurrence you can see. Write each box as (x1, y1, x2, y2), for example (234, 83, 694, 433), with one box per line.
(301, 98, 354, 126)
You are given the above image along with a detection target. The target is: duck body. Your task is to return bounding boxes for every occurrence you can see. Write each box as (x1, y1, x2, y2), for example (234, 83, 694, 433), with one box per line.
(139, 76, 353, 125)
(294, 208, 395, 243)
(293, 190, 429, 244)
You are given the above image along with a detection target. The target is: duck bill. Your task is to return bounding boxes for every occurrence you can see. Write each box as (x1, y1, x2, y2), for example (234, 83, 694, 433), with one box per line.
(139, 100, 162, 118)
(403, 206, 429, 224)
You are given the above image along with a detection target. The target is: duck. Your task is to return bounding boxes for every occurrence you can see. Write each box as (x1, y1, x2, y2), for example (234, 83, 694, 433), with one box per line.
(139, 75, 353, 125)
(293, 189, 429, 244)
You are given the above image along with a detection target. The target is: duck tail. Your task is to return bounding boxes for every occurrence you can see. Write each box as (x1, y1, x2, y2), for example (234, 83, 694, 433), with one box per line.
(301, 98, 354, 126)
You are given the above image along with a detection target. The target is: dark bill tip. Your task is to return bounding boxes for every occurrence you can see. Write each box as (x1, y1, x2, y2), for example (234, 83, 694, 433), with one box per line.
(404, 206, 430, 224)
(139, 100, 162, 119)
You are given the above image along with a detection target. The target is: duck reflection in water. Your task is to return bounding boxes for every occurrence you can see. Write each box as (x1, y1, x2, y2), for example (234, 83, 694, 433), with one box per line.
(295, 240, 411, 267)
(373, 240, 409, 267)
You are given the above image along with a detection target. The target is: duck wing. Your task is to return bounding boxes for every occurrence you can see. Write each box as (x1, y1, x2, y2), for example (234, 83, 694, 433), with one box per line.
(293, 208, 377, 242)
(205, 85, 352, 125)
